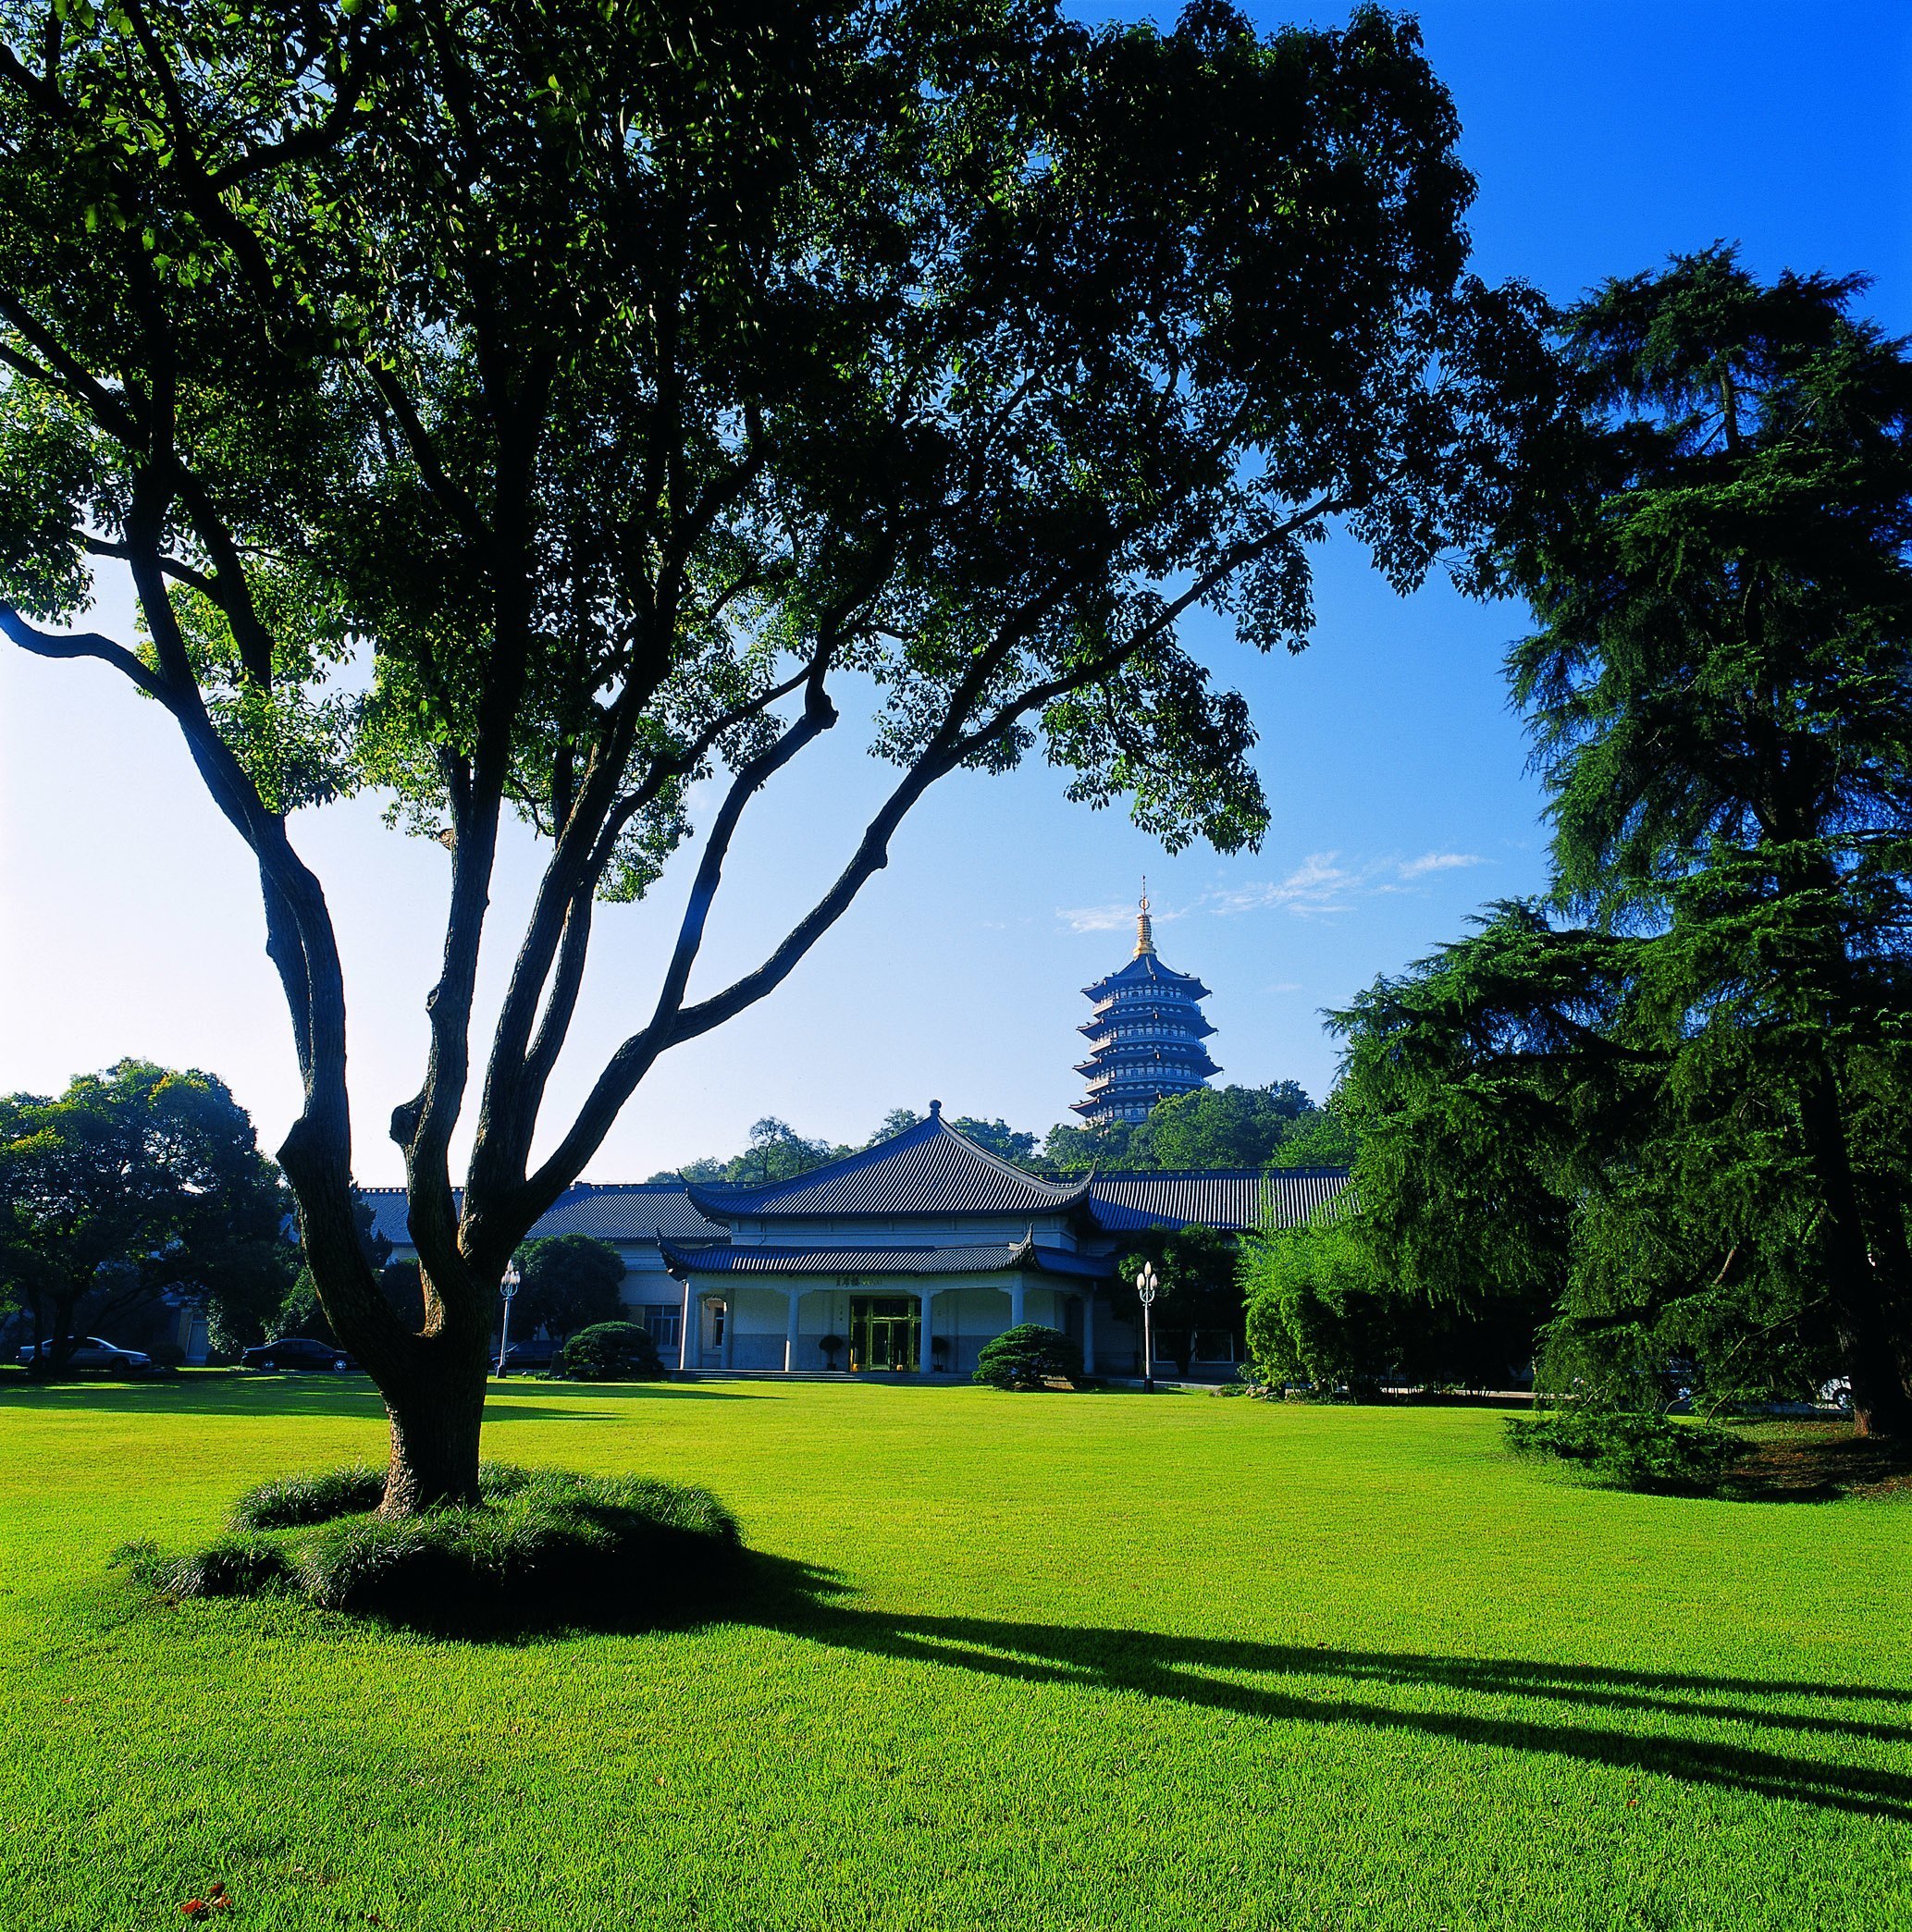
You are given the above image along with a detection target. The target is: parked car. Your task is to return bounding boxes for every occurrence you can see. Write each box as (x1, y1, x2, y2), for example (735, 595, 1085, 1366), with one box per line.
(497, 1339, 559, 1373)
(15, 1336, 154, 1374)
(239, 1336, 355, 1372)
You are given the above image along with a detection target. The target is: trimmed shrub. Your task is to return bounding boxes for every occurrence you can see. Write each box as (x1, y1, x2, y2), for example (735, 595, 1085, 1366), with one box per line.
(1507, 1407, 1749, 1491)
(232, 1463, 388, 1530)
(118, 1464, 740, 1633)
(973, 1323, 1082, 1391)
(551, 1322, 664, 1382)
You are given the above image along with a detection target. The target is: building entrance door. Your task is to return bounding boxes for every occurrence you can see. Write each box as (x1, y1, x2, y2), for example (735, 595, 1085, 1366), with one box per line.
(849, 1296, 919, 1372)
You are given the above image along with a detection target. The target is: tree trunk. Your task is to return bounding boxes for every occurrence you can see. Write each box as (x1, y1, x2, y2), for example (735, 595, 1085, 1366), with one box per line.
(1799, 1070, 1912, 1439)
(27, 1285, 85, 1381)
(281, 1148, 503, 1512)
(378, 1328, 492, 1513)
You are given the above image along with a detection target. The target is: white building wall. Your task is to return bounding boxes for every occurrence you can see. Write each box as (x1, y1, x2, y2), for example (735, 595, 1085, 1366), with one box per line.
(678, 1272, 1099, 1374)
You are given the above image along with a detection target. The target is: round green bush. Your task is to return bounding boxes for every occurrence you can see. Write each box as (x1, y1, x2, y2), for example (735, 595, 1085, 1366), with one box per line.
(551, 1321, 664, 1381)
(972, 1323, 1083, 1391)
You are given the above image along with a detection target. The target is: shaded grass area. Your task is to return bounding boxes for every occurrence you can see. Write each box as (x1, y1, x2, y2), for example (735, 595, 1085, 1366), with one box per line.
(1, 1372, 1907, 1929)
(1727, 1420, 1912, 1501)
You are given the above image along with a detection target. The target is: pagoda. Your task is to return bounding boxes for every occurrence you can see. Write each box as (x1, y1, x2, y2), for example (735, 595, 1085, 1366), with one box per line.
(1071, 886, 1218, 1124)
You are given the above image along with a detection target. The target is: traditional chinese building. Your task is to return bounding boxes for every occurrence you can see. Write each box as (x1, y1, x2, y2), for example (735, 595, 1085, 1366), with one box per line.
(1072, 887, 1218, 1124)
(364, 1107, 1348, 1380)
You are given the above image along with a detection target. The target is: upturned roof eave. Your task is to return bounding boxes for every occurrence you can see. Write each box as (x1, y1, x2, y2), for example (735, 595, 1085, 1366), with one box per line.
(658, 1237, 1116, 1282)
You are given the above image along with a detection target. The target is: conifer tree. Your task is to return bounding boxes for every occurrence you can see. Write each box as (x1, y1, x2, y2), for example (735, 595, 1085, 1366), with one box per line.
(1338, 249, 1912, 1434)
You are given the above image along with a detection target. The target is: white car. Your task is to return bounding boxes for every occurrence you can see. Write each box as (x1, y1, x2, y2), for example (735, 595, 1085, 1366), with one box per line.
(15, 1335, 154, 1373)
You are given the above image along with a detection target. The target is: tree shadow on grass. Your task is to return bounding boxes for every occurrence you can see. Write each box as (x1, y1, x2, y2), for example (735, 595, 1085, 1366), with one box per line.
(731, 1555, 1912, 1823)
(0, 1376, 751, 1421)
(1722, 1428, 1912, 1502)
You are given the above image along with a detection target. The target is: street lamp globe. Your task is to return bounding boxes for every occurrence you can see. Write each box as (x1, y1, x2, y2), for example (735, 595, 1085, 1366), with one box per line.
(497, 1261, 523, 1379)
(1134, 1262, 1160, 1394)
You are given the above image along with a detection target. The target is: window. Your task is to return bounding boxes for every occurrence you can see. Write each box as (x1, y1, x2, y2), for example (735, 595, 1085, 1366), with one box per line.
(641, 1304, 681, 1350)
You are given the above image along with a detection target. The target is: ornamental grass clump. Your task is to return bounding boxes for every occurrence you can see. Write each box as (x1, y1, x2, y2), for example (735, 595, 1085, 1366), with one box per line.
(230, 1463, 388, 1530)
(1507, 1406, 1749, 1493)
(118, 1464, 742, 1634)
(113, 1532, 294, 1600)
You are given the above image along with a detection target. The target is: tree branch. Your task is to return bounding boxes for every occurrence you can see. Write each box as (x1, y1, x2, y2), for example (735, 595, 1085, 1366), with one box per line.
(0, 607, 173, 702)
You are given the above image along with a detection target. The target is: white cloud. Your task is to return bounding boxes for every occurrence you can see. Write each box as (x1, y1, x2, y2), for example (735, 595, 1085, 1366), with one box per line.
(1398, 850, 1483, 879)
(1206, 853, 1357, 919)
(1203, 847, 1490, 923)
(1057, 900, 1182, 934)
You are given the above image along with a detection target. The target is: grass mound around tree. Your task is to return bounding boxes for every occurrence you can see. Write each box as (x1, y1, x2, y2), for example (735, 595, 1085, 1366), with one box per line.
(1505, 1406, 1750, 1492)
(114, 1462, 742, 1634)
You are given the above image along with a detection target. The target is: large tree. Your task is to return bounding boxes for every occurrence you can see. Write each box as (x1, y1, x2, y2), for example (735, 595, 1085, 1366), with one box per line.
(1337, 250, 1912, 1435)
(0, 0, 1542, 1506)
(1, 1060, 290, 1373)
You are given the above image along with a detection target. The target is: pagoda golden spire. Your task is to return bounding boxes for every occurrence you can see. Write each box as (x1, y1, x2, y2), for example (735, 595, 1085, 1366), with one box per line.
(1134, 878, 1156, 956)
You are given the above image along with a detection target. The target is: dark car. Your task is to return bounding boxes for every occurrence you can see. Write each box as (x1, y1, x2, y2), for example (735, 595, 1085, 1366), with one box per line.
(498, 1339, 560, 1373)
(14, 1335, 154, 1373)
(239, 1336, 354, 1372)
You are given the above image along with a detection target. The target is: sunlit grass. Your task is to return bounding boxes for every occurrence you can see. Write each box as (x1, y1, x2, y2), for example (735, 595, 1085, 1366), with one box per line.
(2, 1372, 1906, 1929)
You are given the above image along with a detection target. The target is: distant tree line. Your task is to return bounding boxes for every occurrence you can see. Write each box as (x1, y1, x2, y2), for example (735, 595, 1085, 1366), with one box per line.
(0, 1061, 433, 1372)
(0, 1060, 294, 1372)
(653, 1082, 1359, 1188)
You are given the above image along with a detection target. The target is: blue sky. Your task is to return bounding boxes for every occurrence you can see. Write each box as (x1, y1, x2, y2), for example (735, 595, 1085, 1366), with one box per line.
(1, 1, 1906, 1181)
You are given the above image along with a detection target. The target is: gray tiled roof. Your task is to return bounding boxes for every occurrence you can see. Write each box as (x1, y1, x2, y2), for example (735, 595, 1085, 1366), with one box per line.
(360, 1182, 727, 1254)
(659, 1237, 1112, 1280)
(356, 1161, 1349, 1255)
(686, 1111, 1092, 1221)
(1086, 1168, 1349, 1234)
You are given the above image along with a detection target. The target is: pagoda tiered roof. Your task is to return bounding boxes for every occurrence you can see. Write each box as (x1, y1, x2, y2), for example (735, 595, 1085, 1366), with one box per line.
(1079, 1006, 1215, 1040)
(1075, 1045, 1220, 1081)
(684, 1105, 1093, 1221)
(1080, 950, 1212, 1003)
(1071, 890, 1220, 1124)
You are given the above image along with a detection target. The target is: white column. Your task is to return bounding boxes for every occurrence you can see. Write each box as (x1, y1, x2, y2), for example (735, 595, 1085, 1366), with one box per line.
(677, 1276, 692, 1372)
(722, 1292, 735, 1371)
(919, 1286, 936, 1371)
(784, 1288, 802, 1373)
(1009, 1278, 1025, 1328)
(1081, 1292, 1097, 1374)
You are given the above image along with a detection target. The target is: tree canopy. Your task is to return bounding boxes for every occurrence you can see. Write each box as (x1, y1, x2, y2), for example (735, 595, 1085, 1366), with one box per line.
(0, 1060, 291, 1372)
(512, 1234, 625, 1341)
(1042, 1081, 1334, 1173)
(0, 0, 1544, 1503)
(1334, 249, 1912, 1434)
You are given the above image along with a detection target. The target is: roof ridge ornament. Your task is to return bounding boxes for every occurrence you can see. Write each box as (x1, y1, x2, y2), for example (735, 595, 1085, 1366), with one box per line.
(1135, 878, 1155, 957)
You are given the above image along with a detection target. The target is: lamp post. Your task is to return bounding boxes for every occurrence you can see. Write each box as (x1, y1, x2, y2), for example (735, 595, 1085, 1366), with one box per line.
(1134, 1261, 1159, 1394)
(497, 1261, 521, 1378)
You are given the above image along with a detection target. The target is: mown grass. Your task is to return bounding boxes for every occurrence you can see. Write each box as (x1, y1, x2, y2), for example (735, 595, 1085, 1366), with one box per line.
(1, 1372, 1906, 1930)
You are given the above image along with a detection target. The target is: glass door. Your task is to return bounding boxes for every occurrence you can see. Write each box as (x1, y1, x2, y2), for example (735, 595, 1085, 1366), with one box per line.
(849, 1295, 919, 1372)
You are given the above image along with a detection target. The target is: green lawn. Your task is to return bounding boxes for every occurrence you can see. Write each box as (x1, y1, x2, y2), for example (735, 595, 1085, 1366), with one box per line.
(2, 1375, 1906, 1930)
